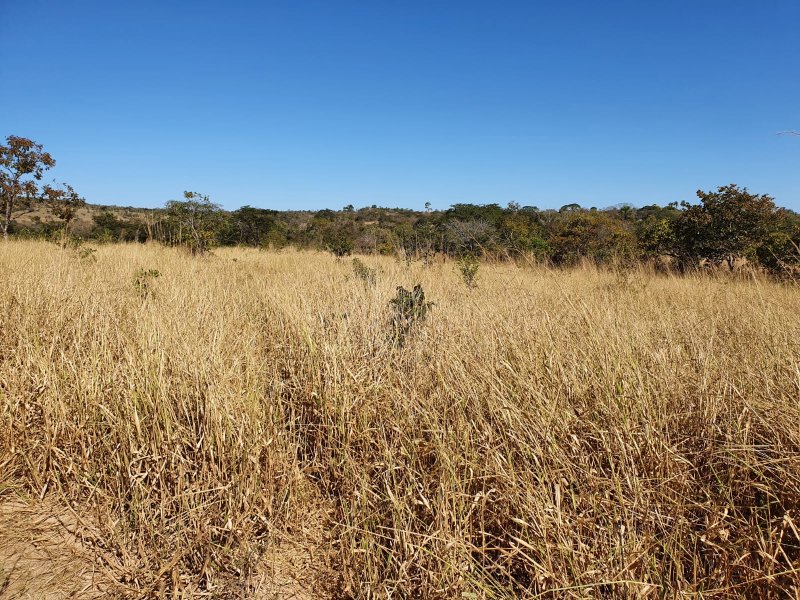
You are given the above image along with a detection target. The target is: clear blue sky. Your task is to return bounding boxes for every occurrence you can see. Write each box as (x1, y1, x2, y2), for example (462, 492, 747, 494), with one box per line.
(2, 0, 798, 211)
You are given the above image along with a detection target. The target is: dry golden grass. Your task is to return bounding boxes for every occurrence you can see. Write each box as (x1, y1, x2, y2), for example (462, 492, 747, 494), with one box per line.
(1, 240, 799, 598)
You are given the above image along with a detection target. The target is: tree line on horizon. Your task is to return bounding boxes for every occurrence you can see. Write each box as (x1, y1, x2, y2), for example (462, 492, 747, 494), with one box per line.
(3, 135, 799, 276)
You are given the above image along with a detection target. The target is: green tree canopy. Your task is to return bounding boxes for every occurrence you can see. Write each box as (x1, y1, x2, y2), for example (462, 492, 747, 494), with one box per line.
(164, 191, 222, 255)
(674, 184, 778, 268)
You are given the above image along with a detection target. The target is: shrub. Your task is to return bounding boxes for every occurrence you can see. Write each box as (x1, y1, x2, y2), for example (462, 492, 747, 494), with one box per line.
(389, 284, 433, 344)
(328, 237, 353, 258)
(133, 268, 161, 298)
(456, 255, 479, 288)
(550, 211, 638, 266)
(351, 258, 377, 288)
(78, 246, 97, 263)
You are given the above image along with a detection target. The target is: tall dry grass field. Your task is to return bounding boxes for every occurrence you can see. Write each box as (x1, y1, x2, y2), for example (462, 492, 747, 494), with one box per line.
(1, 240, 799, 598)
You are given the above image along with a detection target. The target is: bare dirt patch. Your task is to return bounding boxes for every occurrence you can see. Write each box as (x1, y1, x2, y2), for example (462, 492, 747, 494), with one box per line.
(252, 505, 338, 600)
(0, 491, 336, 599)
(0, 495, 119, 599)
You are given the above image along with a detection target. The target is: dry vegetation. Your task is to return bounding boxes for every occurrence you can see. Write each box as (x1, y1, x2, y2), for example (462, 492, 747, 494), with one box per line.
(1, 240, 799, 598)
(13, 204, 147, 232)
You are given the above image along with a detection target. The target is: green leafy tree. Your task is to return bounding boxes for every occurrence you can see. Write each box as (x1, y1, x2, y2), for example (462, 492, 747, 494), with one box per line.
(164, 191, 222, 255)
(324, 227, 354, 257)
(500, 211, 550, 258)
(306, 210, 357, 257)
(755, 208, 800, 277)
(0, 136, 56, 239)
(674, 184, 778, 269)
(550, 211, 638, 265)
(229, 205, 280, 246)
(445, 203, 505, 226)
(636, 216, 677, 259)
(92, 211, 146, 243)
(618, 204, 635, 221)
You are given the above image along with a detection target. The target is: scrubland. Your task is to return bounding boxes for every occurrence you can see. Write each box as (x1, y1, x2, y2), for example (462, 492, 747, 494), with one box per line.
(1, 240, 799, 598)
